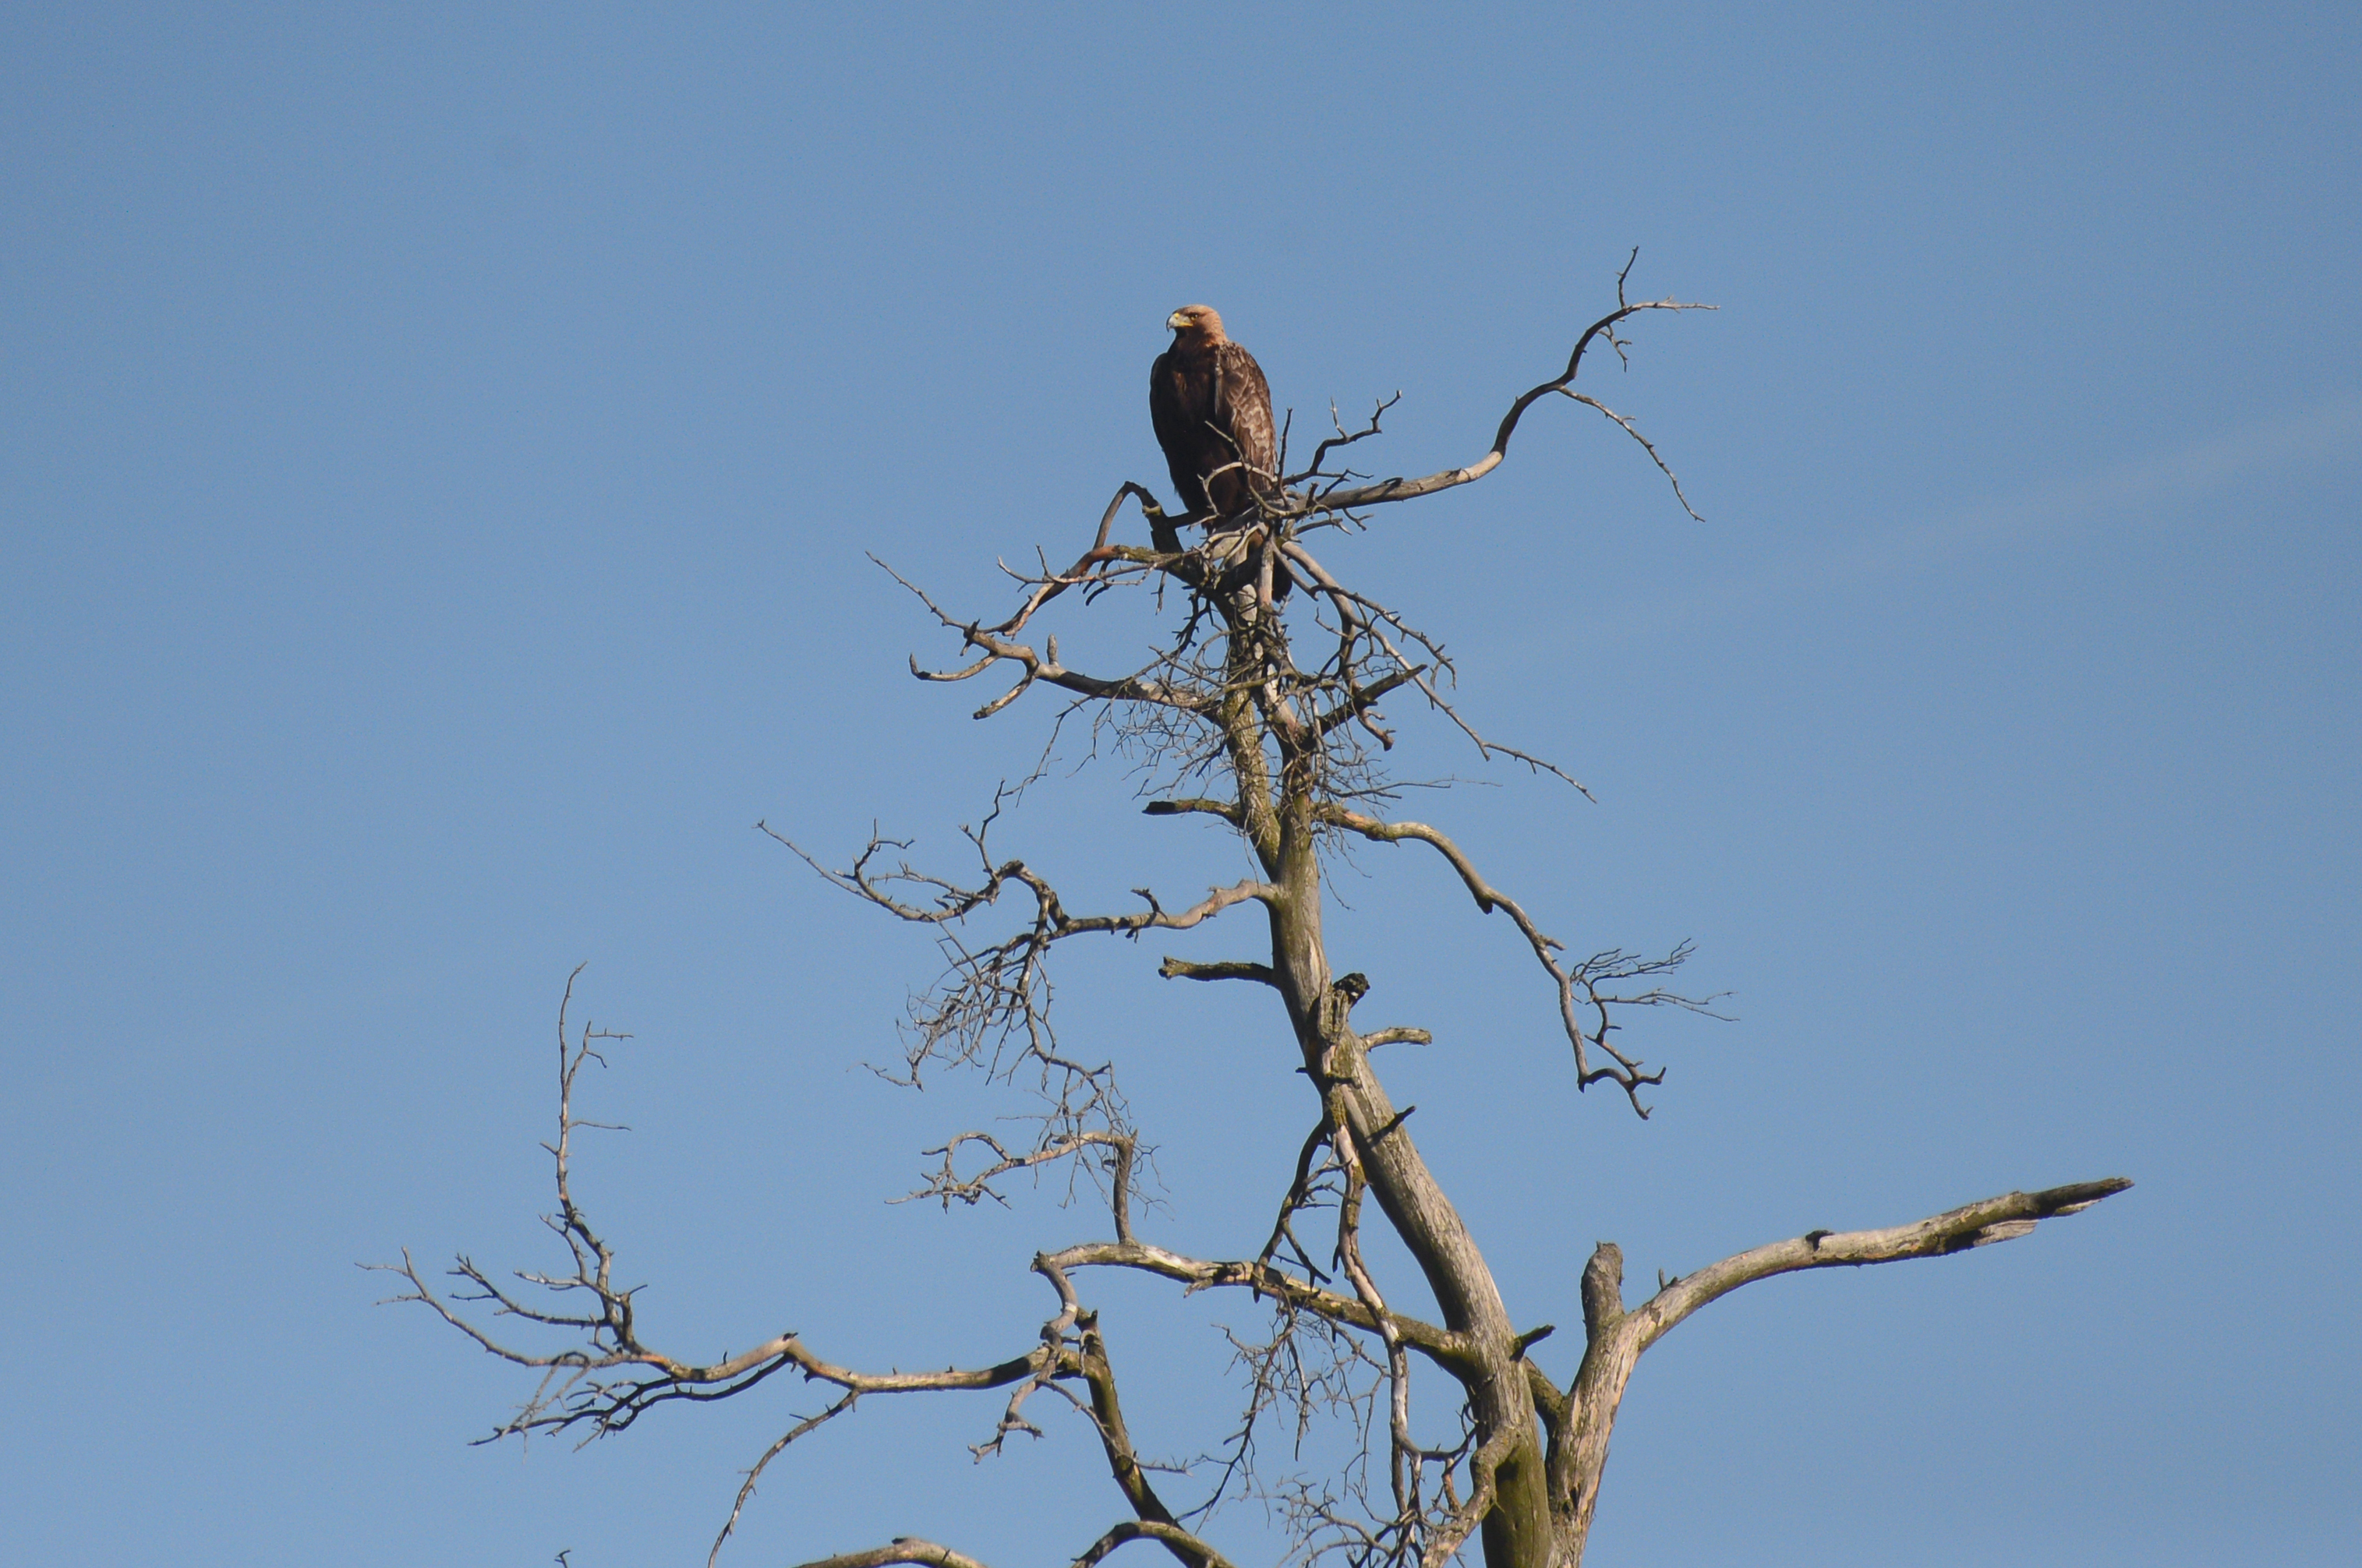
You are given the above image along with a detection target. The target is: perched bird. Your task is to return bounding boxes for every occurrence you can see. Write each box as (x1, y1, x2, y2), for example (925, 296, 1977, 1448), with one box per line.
(1149, 305, 1277, 521)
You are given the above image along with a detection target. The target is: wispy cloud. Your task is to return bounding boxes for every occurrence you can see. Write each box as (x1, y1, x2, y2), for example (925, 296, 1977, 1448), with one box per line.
(1563, 391, 2362, 648)
(1855, 390, 2361, 574)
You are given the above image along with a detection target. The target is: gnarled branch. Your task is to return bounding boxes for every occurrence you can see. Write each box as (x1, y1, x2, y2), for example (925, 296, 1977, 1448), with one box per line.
(1634, 1177, 2136, 1346)
(1550, 1178, 2136, 1557)
(1296, 252, 1712, 514)
(1317, 805, 1722, 1110)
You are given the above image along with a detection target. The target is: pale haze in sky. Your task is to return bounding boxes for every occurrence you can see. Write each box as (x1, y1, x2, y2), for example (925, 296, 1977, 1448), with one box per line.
(2, 5, 2356, 1566)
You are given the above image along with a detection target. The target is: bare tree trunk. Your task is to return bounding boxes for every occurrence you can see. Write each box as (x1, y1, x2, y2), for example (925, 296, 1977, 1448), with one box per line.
(383, 274, 2127, 1568)
(1211, 594, 1551, 1568)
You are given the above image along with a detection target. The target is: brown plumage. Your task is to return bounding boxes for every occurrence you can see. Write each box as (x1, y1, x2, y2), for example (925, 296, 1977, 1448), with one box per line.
(1149, 305, 1277, 521)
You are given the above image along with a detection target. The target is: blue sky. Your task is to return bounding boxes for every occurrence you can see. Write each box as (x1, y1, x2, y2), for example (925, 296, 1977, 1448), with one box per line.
(2, 5, 2355, 1565)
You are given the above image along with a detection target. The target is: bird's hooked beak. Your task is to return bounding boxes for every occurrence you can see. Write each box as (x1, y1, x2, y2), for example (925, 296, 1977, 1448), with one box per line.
(1165, 310, 1190, 332)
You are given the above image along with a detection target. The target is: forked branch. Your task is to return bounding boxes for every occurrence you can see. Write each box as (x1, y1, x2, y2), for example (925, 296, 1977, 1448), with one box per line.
(1550, 1178, 2136, 1556)
(1301, 252, 1712, 514)
(370, 979, 1083, 1456)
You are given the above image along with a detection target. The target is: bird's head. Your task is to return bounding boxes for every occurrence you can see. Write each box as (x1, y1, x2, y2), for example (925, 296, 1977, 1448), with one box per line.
(1165, 304, 1226, 344)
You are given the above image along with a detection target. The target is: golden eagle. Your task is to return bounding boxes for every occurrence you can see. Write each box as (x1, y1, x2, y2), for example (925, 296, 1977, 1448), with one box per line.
(1149, 305, 1276, 521)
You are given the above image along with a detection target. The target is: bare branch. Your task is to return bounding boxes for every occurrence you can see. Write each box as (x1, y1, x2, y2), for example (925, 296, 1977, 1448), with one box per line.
(377, 1220, 1066, 1443)
(1045, 1238, 1473, 1376)
(709, 1390, 862, 1567)
(1279, 539, 1580, 789)
(1318, 806, 1721, 1111)
(877, 555, 1213, 719)
(1070, 1520, 1240, 1568)
(1549, 1178, 2133, 1559)
(1056, 1299, 1232, 1568)
(1561, 391, 1702, 521)
(789, 1541, 995, 1568)
(1299, 254, 1713, 513)
(1143, 797, 1246, 826)
(903, 1131, 1141, 1241)
(1289, 392, 1404, 484)
(1634, 1178, 2136, 1347)
(758, 814, 1270, 1183)
(1419, 1420, 1522, 1568)
(373, 979, 1088, 1464)
(1158, 957, 1278, 986)
(988, 482, 1175, 637)
(1328, 1111, 1423, 1544)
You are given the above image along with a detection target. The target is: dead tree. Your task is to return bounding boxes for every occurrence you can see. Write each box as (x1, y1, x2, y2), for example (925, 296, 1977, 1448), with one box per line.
(381, 260, 2129, 1568)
